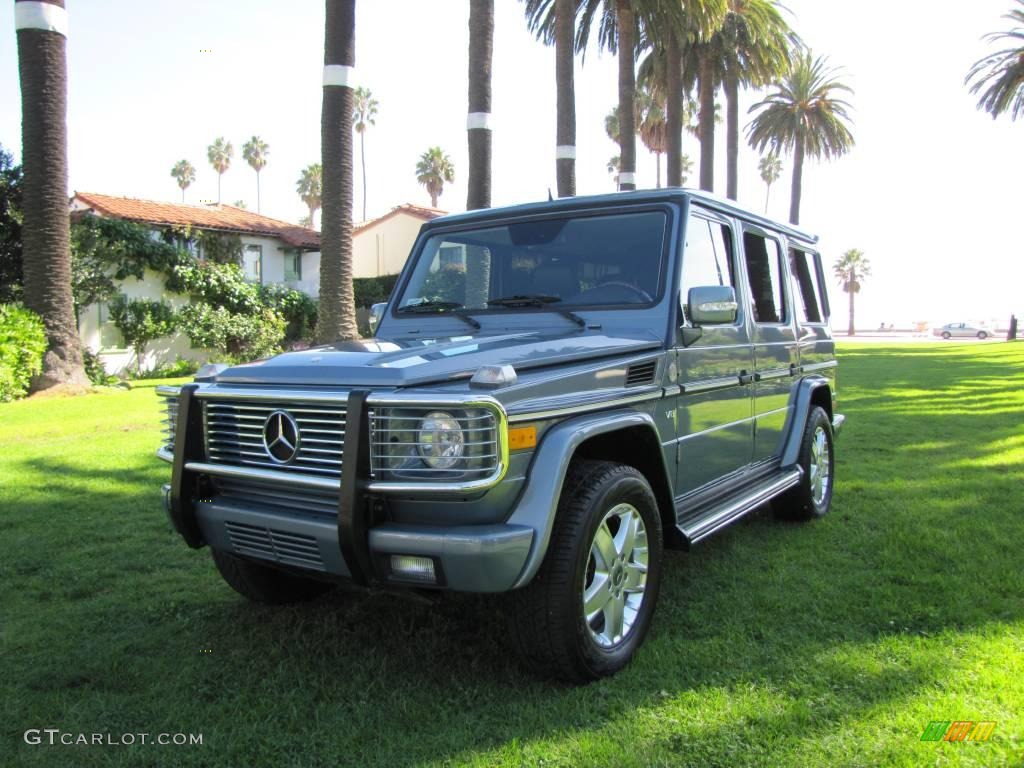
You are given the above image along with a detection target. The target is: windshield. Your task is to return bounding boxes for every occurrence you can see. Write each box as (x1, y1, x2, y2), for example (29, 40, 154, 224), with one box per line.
(394, 210, 668, 314)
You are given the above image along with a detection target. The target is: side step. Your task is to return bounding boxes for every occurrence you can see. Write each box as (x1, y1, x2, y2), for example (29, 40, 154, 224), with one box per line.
(677, 468, 802, 545)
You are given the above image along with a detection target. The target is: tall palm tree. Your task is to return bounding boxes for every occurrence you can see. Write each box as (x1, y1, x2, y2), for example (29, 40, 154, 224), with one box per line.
(467, 0, 494, 210)
(525, 0, 578, 196)
(758, 152, 781, 212)
(966, 0, 1024, 121)
(832, 248, 870, 337)
(319, 0, 359, 343)
(15, 0, 87, 388)
(416, 147, 454, 208)
(241, 136, 269, 213)
(170, 159, 196, 202)
(207, 137, 233, 204)
(636, 81, 667, 186)
(296, 163, 323, 229)
(352, 86, 378, 221)
(747, 51, 855, 225)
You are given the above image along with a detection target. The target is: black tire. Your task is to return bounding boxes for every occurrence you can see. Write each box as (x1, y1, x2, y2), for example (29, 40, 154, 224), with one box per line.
(942, 331, 951, 339)
(776, 406, 835, 521)
(508, 460, 664, 683)
(211, 549, 333, 605)
(977, 331, 987, 339)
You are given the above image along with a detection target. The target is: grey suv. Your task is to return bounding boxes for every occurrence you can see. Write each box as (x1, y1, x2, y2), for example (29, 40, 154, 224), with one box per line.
(157, 189, 843, 682)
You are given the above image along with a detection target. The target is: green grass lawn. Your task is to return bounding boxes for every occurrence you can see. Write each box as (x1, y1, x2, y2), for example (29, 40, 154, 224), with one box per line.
(2, 344, 1023, 767)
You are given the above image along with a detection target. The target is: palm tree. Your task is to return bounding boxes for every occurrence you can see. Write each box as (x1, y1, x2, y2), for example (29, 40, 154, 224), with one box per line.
(416, 147, 454, 208)
(747, 51, 855, 225)
(832, 248, 870, 337)
(467, 0, 493, 210)
(524, 0, 577, 197)
(170, 159, 196, 202)
(296, 163, 322, 229)
(966, 0, 1024, 121)
(758, 152, 781, 212)
(352, 86, 378, 221)
(15, 0, 88, 388)
(207, 137, 233, 204)
(607, 155, 621, 188)
(319, 0, 359, 343)
(241, 136, 269, 213)
(636, 81, 667, 186)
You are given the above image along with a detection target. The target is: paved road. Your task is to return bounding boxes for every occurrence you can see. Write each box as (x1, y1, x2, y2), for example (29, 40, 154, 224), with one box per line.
(834, 332, 1008, 343)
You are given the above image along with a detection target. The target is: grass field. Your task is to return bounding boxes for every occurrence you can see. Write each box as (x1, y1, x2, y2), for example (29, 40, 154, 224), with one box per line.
(2, 343, 1022, 767)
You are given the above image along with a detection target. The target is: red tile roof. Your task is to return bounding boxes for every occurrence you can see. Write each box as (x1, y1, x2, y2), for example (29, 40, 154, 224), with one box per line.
(354, 203, 446, 233)
(72, 191, 321, 250)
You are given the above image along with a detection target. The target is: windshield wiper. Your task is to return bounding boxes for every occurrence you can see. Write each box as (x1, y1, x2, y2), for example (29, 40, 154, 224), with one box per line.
(395, 301, 481, 331)
(487, 295, 586, 328)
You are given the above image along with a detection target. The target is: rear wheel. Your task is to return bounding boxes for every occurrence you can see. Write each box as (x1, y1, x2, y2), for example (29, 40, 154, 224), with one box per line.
(942, 331, 951, 339)
(212, 549, 333, 605)
(776, 407, 834, 521)
(508, 460, 663, 683)
(977, 331, 988, 339)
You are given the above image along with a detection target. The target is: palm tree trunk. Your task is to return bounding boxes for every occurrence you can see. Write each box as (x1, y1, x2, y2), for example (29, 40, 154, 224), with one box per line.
(467, 0, 493, 211)
(318, 0, 358, 343)
(554, 0, 576, 197)
(698, 56, 715, 192)
(431, 189, 439, 208)
(360, 130, 367, 221)
(847, 267, 856, 336)
(181, 187, 185, 203)
(655, 151, 661, 188)
(217, 172, 222, 204)
(725, 73, 738, 201)
(665, 30, 682, 187)
(616, 0, 637, 191)
(764, 182, 770, 213)
(256, 170, 261, 213)
(15, 0, 87, 390)
(789, 140, 804, 225)
(308, 204, 316, 228)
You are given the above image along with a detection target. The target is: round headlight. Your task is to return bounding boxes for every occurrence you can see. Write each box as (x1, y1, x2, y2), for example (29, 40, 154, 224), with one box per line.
(417, 411, 465, 469)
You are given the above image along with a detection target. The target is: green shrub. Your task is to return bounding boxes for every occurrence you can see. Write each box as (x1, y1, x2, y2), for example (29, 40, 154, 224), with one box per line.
(108, 296, 178, 374)
(353, 274, 399, 308)
(166, 260, 262, 314)
(132, 357, 200, 380)
(178, 304, 285, 361)
(0, 303, 47, 401)
(260, 284, 317, 342)
(82, 347, 117, 386)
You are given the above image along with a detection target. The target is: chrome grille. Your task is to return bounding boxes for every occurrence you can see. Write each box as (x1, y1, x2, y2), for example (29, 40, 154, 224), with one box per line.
(159, 390, 179, 453)
(214, 477, 338, 519)
(203, 400, 345, 478)
(370, 406, 499, 482)
(224, 520, 325, 571)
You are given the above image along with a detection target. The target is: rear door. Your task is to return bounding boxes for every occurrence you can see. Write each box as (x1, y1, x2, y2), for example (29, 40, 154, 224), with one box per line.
(673, 206, 755, 498)
(788, 244, 836, 378)
(739, 225, 798, 465)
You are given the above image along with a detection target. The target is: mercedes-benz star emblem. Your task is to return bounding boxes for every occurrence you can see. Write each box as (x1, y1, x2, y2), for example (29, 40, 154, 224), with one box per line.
(262, 410, 300, 464)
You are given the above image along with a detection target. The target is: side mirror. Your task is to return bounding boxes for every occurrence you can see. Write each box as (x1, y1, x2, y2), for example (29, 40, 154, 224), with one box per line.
(368, 302, 387, 332)
(687, 285, 738, 325)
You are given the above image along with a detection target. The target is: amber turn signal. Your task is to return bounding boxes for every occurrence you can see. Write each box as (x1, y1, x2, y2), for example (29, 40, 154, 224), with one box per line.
(508, 425, 537, 451)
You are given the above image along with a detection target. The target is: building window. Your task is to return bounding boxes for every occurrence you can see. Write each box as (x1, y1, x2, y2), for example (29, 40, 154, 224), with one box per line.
(284, 251, 302, 282)
(438, 244, 466, 269)
(243, 245, 262, 284)
(98, 301, 124, 349)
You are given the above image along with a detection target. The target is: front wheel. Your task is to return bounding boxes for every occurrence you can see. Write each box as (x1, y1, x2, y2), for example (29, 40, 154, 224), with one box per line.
(508, 460, 663, 683)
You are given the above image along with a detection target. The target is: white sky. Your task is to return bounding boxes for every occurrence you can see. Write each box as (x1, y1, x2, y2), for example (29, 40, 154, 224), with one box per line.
(2, 1, 1021, 327)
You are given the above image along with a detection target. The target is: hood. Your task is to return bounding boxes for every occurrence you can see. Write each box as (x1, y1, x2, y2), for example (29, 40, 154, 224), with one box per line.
(210, 329, 663, 388)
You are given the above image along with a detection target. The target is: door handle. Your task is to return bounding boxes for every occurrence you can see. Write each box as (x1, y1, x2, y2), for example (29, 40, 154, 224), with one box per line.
(738, 371, 755, 385)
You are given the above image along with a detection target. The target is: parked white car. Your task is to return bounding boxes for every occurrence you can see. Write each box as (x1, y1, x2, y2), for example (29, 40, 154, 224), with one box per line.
(932, 322, 990, 339)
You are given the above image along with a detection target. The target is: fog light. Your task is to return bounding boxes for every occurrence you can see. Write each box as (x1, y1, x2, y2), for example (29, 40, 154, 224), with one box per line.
(389, 555, 437, 583)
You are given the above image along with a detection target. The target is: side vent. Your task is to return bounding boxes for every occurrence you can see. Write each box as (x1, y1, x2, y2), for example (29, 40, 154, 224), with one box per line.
(625, 360, 658, 387)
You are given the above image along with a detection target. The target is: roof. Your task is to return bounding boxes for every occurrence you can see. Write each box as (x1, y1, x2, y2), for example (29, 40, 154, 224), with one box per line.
(354, 203, 446, 234)
(72, 191, 321, 250)
(426, 188, 818, 243)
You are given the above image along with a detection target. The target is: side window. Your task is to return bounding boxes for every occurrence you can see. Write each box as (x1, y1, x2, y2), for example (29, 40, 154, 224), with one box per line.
(680, 212, 736, 323)
(789, 248, 825, 323)
(742, 231, 787, 324)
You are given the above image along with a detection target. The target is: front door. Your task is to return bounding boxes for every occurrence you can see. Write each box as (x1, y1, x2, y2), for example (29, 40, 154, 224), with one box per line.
(674, 208, 755, 500)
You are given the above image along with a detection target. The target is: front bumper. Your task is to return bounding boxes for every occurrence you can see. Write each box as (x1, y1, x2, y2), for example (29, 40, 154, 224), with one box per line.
(832, 413, 845, 437)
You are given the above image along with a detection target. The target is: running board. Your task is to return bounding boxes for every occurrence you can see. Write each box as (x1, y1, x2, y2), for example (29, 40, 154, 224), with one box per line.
(677, 468, 803, 545)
